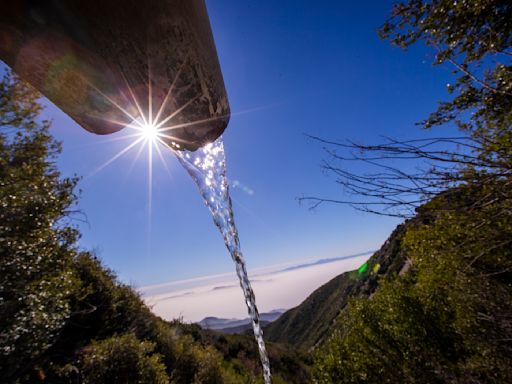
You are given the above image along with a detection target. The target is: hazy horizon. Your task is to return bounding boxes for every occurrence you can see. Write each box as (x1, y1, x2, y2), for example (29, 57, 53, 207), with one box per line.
(141, 251, 372, 322)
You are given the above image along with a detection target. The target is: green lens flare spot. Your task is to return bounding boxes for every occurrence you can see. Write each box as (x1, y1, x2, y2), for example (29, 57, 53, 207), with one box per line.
(358, 262, 368, 274)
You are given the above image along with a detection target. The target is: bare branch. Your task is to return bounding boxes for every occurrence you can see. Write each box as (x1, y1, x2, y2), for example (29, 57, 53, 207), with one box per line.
(301, 134, 509, 217)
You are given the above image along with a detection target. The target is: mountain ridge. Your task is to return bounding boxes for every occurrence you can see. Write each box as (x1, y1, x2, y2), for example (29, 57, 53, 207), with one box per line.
(198, 309, 285, 334)
(264, 224, 408, 349)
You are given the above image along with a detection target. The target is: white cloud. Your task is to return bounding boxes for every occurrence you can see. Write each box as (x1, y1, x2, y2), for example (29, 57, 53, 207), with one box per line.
(141, 253, 371, 323)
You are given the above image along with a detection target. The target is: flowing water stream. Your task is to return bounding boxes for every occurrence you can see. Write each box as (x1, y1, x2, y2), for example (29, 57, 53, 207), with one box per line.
(173, 137, 272, 383)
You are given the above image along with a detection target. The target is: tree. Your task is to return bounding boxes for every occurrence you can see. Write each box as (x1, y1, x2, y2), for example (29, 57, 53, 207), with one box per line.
(312, 1, 512, 382)
(301, 0, 511, 217)
(0, 71, 80, 381)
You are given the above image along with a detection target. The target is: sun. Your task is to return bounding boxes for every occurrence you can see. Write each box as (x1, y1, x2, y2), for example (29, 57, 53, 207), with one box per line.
(140, 121, 160, 142)
(86, 74, 194, 189)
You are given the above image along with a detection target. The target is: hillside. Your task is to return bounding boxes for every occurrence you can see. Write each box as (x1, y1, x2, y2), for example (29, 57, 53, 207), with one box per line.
(264, 224, 408, 349)
(3, 250, 312, 383)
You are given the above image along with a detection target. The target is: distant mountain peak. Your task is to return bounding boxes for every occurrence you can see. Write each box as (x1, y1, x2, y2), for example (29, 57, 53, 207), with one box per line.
(197, 309, 286, 334)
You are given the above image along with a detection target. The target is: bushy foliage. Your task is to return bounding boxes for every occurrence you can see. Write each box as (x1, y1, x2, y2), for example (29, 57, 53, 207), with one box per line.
(175, 324, 312, 383)
(402, 183, 512, 381)
(171, 336, 224, 384)
(314, 183, 512, 383)
(75, 334, 169, 384)
(0, 72, 80, 382)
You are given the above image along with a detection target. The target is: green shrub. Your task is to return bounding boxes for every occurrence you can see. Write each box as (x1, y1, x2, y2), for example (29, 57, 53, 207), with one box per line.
(78, 334, 169, 384)
(171, 335, 224, 384)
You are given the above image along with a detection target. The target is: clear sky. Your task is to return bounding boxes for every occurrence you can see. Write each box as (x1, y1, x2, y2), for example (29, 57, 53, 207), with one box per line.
(18, 0, 454, 288)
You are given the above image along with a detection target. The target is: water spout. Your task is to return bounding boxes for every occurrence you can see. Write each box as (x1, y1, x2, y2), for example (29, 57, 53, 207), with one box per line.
(173, 137, 272, 383)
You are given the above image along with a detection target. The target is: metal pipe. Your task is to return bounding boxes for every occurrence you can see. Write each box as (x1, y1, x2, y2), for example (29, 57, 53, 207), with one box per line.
(0, 0, 230, 151)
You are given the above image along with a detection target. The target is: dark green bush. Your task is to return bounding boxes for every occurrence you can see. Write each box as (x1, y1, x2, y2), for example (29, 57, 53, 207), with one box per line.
(77, 334, 169, 384)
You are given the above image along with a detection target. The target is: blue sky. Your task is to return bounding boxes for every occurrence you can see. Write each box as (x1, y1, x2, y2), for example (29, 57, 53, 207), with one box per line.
(19, 0, 455, 287)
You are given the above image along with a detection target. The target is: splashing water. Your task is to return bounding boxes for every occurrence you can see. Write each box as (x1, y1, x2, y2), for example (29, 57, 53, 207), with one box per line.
(173, 137, 272, 383)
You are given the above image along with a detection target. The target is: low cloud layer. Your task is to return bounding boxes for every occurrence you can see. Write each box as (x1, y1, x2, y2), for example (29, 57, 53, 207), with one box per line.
(141, 253, 371, 322)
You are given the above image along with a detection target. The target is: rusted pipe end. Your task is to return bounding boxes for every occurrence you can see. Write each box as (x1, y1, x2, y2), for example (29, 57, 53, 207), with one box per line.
(0, 0, 230, 151)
